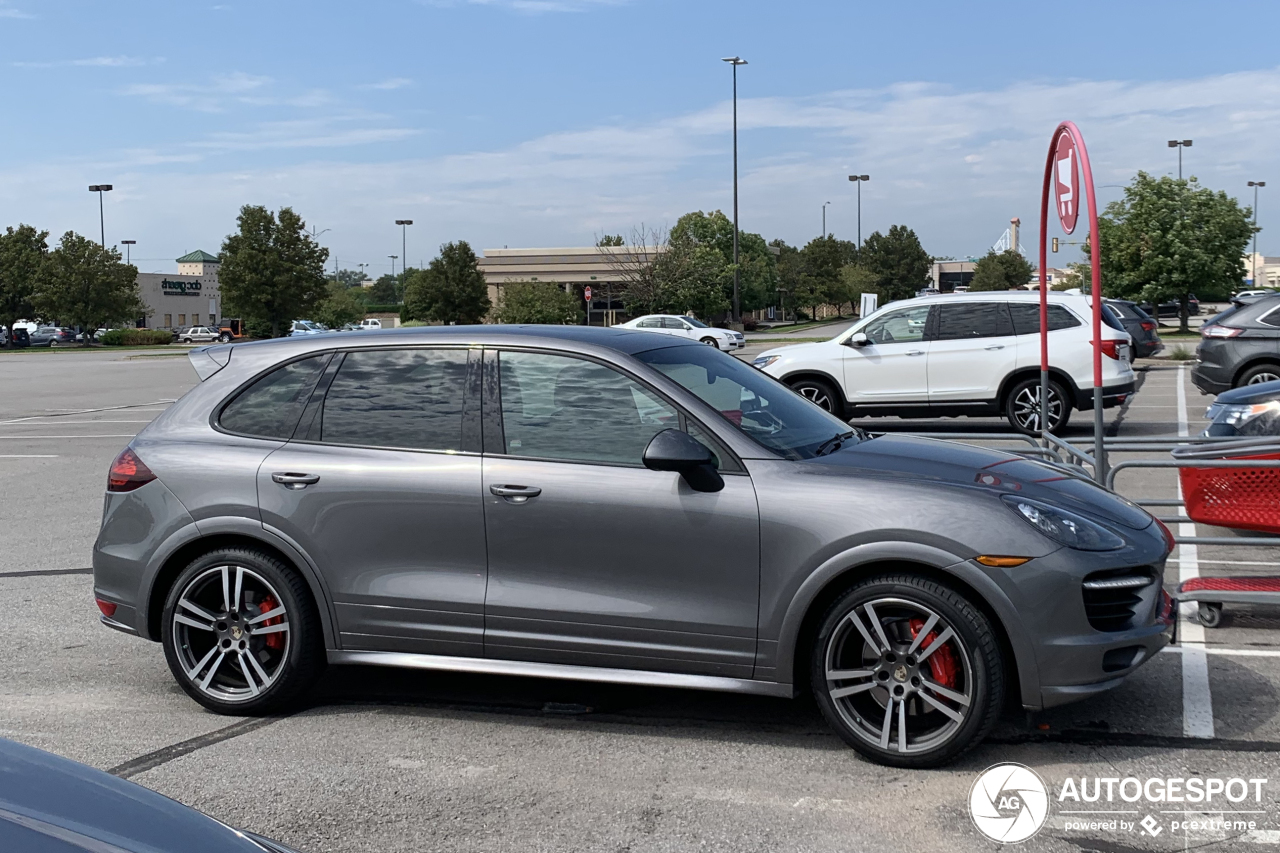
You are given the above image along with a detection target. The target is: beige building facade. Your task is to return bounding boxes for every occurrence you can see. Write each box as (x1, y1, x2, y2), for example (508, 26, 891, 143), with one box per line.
(477, 246, 663, 323)
(136, 250, 222, 330)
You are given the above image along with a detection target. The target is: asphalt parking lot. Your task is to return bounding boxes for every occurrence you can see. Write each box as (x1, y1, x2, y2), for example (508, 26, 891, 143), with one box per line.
(4, 344, 1280, 852)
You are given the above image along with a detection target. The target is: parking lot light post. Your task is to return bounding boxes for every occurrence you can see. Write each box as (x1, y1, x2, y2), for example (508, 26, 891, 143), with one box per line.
(1168, 140, 1192, 181)
(395, 220, 413, 275)
(848, 175, 869, 246)
(722, 56, 747, 324)
(389, 255, 398, 279)
(88, 184, 113, 247)
(121, 240, 135, 265)
(822, 201, 830, 237)
(1249, 181, 1266, 286)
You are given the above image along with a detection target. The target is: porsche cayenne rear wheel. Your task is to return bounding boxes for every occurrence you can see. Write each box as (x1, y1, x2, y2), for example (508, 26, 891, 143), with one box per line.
(811, 574, 1003, 768)
(161, 547, 324, 715)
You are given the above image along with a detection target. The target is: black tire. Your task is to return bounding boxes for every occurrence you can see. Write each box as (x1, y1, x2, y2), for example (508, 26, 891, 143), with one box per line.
(1237, 363, 1280, 388)
(700, 336, 720, 347)
(789, 377, 845, 418)
(1198, 602, 1223, 628)
(182, 337, 192, 344)
(161, 547, 325, 715)
(219, 332, 232, 343)
(1004, 377, 1071, 436)
(810, 574, 1004, 768)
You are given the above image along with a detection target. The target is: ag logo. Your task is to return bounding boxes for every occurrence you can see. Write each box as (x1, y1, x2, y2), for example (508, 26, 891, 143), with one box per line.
(969, 763, 1050, 843)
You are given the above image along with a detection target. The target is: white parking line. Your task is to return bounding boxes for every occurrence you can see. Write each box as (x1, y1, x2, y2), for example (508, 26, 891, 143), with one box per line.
(1177, 364, 1215, 739)
(0, 455, 58, 458)
(0, 435, 137, 439)
(0, 420, 154, 425)
(0, 400, 174, 425)
(1163, 646, 1280, 657)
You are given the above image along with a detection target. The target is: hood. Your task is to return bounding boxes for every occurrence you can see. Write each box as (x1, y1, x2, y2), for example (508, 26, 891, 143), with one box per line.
(1212, 379, 1280, 407)
(0, 738, 276, 853)
(757, 339, 833, 361)
(808, 434, 1153, 531)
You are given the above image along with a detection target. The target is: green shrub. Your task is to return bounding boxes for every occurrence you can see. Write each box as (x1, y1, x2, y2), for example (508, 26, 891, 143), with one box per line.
(100, 329, 173, 347)
(1168, 343, 1195, 361)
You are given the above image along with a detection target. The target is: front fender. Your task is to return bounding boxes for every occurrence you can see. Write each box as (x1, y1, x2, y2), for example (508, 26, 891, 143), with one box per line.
(768, 542, 1041, 709)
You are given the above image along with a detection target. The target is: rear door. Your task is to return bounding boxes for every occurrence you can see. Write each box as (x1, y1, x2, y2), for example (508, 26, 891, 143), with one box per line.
(927, 301, 1018, 402)
(842, 304, 933, 403)
(257, 347, 488, 657)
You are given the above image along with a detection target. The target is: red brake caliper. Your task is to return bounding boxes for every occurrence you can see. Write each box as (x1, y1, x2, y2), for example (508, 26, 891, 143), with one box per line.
(909, 618, 957, 689)
(257, 595, 284, 651)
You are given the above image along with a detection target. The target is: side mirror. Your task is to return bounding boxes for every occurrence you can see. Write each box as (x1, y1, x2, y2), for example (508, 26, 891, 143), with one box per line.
(848, 332, 869, 347)
(643, 429, 724, 493)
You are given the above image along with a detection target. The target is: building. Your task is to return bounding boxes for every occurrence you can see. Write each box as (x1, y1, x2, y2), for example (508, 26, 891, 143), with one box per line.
(135, 250, 222, 330)
(477, 246, 663, 324)
(931, 260, 976, 291)
(1243, 253, 1280, 289)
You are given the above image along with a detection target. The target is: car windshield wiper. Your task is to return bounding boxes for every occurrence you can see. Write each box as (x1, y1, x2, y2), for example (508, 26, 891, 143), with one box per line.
(813, 430, 856, 457)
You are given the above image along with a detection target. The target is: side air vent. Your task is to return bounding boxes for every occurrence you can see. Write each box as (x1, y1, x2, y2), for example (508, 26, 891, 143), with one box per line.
(1082, 569, 1156, 632)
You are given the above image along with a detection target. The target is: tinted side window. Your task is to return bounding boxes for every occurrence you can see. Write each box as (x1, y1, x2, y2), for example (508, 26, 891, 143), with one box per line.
(662, 317, 688, 329)
(637, 318, 662, 328)
(498, 351, 678, 465)
(320, 349, 468, 451)
(935, 302, 1013, 341)
(1009, 304, 1083, 335)
(219, 355, 328, 439)
(1258, 306, 1280, 328)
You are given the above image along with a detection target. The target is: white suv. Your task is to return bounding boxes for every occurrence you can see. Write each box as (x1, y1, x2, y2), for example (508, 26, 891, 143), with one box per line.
(753, 292, 1135, 434)
(617, 314, 745, 351)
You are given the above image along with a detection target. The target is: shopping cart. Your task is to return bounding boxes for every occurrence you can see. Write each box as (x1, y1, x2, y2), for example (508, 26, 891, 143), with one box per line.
(1171, 439, 1280, 627)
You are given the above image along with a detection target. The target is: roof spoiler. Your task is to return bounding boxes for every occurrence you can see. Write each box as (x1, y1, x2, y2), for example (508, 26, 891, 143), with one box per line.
(188, 343, 232, 381)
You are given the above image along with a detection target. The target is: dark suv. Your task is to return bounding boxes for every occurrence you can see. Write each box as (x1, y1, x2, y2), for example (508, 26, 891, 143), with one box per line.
(1106, 300, 1162, 358)
(1192, 294, 1280, 394)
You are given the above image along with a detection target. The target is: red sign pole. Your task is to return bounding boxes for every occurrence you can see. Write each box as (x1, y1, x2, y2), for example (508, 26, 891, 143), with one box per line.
(1039, 121, 1105, 480)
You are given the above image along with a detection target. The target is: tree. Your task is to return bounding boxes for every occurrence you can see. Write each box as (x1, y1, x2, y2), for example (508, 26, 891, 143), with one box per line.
(367, 274, 399, 304)
(403, 241, 491, 325)
(970, 249, 1035, 292)
(333, 268, 367, 289)
(1089, 172, 1252, 332)
(601, 227, 666, 316)
(670, 210, 778, 313)
(596, 234, 625, 247)
(798, 235, 858, 316)
(0, 224, 48, 348)
(313, 280, 367, 328)
(35, 232, 143, 345)
(218, 205, 330, 338)
(771, 239, 802, 319)
(860, 225, 931, 301)
(493, 281, 583, 324)
(654, 235, 729, 319)
(837, 265, 880, 315)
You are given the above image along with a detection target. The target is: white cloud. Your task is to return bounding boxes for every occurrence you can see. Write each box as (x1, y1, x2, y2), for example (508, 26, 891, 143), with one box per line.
(120, 72, 273, 111)
(8, 65, 1280, 269)
(0, 2, 33, 19)
(361, 77, 414, 91)
(13, 55, 158, 68)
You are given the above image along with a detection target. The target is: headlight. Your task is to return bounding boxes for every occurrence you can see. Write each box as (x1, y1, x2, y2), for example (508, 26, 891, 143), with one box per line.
(1216, 401, 1280, 426)
(1001, 496, 1125, 551)
(753, 355, 780, 369)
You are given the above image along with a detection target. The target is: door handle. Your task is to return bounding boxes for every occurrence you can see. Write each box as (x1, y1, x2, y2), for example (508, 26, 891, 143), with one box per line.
(906, 350, 925, 357)
(984, 345, 1005, 351)
(272, 472, 320, 490)
(490, 484, 542, 503)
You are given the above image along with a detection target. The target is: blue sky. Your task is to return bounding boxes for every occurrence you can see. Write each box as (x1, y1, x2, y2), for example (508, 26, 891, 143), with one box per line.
(3, 0, 1280, 275)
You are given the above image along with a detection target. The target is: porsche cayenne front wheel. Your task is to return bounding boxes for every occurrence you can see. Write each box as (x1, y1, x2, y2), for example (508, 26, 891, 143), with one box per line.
(811, 574, 1004, 768)
(161, 547, 324, 715)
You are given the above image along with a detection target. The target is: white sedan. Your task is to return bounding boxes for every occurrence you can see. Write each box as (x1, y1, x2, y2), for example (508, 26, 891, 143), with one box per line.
(616, 314, 745, 351)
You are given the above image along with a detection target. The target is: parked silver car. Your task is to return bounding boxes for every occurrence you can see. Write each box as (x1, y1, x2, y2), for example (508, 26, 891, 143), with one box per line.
(93, 327, 1173, 767)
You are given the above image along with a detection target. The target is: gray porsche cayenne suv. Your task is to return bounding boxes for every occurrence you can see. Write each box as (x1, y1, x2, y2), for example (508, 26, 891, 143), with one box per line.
(93, 326, 1173, 767)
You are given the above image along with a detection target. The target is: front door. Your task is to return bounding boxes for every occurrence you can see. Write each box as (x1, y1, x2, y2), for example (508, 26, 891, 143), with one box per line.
(481, 349, 760, 677)
(257, 347, 488, 657)
(843, 304, 933, 403)
(928, 301, 1019, 401)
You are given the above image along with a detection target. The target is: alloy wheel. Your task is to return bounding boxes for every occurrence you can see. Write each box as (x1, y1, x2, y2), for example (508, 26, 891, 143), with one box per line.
(170, 564, 291, 703)
(1247, 371, 1280, 385)
(1011, 385, 1063, 432)
(823, 597, 973, 756)
(798, 386, 833, 412)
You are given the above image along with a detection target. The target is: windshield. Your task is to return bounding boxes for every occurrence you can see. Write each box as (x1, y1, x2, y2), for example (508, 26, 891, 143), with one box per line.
(684, 317, 709, 328)
(635, 344, 861, 459)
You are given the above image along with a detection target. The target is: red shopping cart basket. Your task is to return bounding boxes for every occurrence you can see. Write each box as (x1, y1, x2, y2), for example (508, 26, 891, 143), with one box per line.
(1172, 440, 1280, 534)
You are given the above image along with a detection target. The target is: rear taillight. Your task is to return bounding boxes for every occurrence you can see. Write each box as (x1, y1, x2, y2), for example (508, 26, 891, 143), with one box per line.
(1202, 325, 1243, 338)
(95, 598, 118, 618)
(1140, 321, 1156, 332)
(108, 447, 156, 493)
(1098, 340, 1122, 360)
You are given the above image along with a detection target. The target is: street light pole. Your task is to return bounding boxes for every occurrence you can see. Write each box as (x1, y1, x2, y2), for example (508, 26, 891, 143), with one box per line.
(722, 56, 747, 324)
(847, 175, 869, 246)
(822, 201, 830, 237)
(388, 255, 398, 279)
(1250, 181, 1266, 286)
(1168, 139, 1192, 181)
(88, 184, 113, 246)
(395, 220, 413, 276)
(121, 240, 135, 265)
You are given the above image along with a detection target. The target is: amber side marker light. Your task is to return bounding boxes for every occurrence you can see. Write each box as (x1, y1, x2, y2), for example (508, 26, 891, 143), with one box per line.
(976, 556, 1031, 568)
